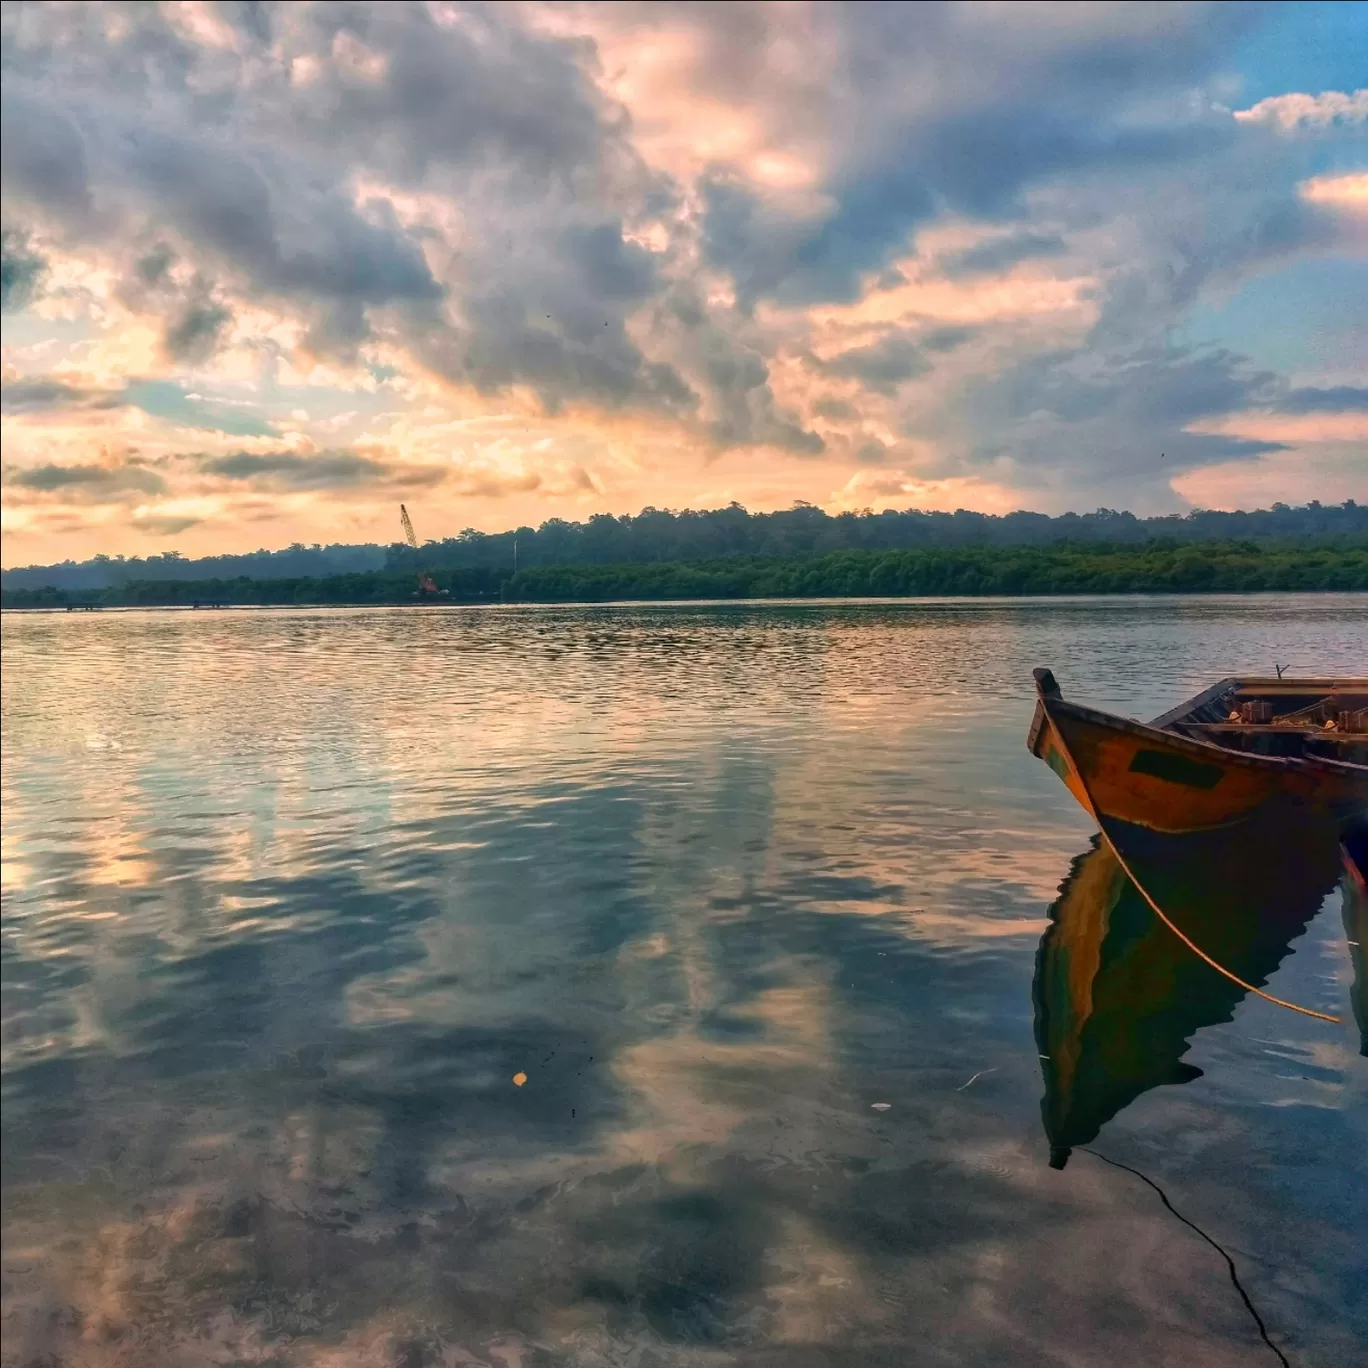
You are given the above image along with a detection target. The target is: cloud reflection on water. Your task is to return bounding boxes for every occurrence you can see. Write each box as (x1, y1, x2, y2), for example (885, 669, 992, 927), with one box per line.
(2, 598, 1365, 1365)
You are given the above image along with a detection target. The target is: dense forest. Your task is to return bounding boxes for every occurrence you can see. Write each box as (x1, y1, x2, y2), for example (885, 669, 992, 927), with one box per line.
(4, 499, 1365, 592)
(6, 538, 1366, 608)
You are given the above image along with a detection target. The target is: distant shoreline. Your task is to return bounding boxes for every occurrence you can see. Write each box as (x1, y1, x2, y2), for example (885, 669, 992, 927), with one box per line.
(2, 585, 1368, 612)
(5, 538, 1365, 610)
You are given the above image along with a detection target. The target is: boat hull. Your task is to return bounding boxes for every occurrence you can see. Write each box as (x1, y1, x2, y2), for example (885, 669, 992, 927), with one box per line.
(1028, 693, 1368, 835)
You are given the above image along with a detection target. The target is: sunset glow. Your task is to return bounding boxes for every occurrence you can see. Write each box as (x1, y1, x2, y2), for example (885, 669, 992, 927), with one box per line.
(2, 3, 1364, 565)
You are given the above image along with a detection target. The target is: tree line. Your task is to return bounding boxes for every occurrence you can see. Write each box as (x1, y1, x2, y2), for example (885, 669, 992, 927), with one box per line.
(5, 538, 1365, 609)
(3, 499, 1364, 592)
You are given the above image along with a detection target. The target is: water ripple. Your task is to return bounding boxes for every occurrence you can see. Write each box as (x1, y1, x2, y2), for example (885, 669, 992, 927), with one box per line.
(3, 596, 1365, 1366)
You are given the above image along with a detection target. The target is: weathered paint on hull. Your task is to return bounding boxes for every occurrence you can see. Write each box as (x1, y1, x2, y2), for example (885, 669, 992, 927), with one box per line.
(1028, 696, 1368, 834)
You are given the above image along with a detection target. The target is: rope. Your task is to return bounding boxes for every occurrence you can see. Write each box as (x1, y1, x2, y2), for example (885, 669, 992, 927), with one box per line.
(1043, 699, 1340, 1024)
(1077, 1148, 1291, 1367)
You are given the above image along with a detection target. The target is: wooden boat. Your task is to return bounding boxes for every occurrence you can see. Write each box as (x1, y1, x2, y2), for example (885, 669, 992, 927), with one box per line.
(1343, 822, 1368, 1056)
(1034, 807, 1344, 1167)
(1028, 669, 1368, 835)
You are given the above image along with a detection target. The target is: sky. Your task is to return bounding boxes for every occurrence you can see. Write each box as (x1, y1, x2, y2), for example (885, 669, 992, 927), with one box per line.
(1, 1, 1365, 565)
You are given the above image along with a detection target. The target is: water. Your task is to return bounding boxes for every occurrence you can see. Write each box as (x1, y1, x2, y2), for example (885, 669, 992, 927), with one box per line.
(2, 595, 1365, 1367)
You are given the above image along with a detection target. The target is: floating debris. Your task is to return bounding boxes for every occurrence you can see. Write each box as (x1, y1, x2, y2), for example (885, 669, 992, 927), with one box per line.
(512, 1072, 528, 1087)
(956, 1067, 998, 1092)
(870, 1102, 891, 1111)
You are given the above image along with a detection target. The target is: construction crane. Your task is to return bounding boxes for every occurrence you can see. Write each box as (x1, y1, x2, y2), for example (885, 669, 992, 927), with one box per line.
(399, 504, 446, 597)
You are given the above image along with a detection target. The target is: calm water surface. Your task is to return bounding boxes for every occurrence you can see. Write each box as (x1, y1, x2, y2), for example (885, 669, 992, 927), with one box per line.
(3, 596, 1366, 1367)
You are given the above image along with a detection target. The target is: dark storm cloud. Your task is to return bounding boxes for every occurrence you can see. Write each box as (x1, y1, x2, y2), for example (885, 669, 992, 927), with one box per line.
(198, 449, 447, 491)
(754, 418, 824, 456)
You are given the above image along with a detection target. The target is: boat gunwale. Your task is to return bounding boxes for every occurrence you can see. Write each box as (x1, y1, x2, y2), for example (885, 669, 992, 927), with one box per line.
(1148, 676, 1368, 731)
(1039, 691, 1368, 778)
(1147, 676, 1239, 730)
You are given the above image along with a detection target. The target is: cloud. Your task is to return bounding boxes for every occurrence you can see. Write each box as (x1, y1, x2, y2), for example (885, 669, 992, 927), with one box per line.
(130, 510, 201, 535)
(163, 300, 234, 363)
(995, 347, 1281, 430)
(1, 1, 1364, 551)
(197, 449, 447, 491)
(1, 378, 126, 414)
(939, 233, 1069, 278)
(1299, 173, 1368, 208)
(1, 225, 46, 309)
(0, 0, 713, 419)
(4, 460, 165, 497)
(457, 470, 544, 499)
(819, 333, 929, 396)
(0, 84, 442, 359)
(1276, 385, 1368, 414)
(278, 2, 614, 182)
(686, 3, 1255, 306)
(120, 381, 277, 437)
(113, 243, 236, 363)
(1, 375, 279, 439)
(0, 87, 92, 224)
(935, 344, 1292, 508)
(1234, 89, 1368, 131)
(922, 325, 978, 353)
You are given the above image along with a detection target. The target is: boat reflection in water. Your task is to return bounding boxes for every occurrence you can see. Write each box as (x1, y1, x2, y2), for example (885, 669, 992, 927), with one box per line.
(1343, 823, 1368, 1057)
(1032, 804, 1354, 1169)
